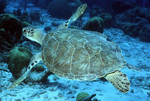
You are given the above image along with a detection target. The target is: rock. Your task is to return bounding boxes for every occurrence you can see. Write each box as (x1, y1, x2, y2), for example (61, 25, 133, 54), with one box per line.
(122, 23, 141, 37)
(82, 94, 96, 101)
(47, 0, 82, 19)
(133, 17, 149, 25)
(83, 17, 103, 33)
(139, 25, 150, 42)
(115, 7, 150, 25)
(115, 7, 150, 39)
(121, 17, 149, 37)
(28, 64, 52, 82)
(7, 47, 51, 82)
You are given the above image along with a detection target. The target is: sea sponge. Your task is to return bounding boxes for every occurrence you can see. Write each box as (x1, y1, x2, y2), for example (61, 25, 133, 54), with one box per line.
(0, 14, 22, 51)
(100, 13, 113, 28)
(82, 17, 104, 33)
(7, 47, 52, 82)
(76, 92, 90, 101)
(7, 47, 33, 78)
(76, 92, 97, 101)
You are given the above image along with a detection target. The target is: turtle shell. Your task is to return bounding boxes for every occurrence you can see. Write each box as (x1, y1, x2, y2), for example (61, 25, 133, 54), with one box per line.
(41, 28, 126, 81)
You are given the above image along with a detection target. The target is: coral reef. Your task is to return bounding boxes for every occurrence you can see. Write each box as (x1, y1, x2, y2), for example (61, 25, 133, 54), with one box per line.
(82, 17, 103, 33)
(115, 7, 150, 41)
(112, 0, 135, 14)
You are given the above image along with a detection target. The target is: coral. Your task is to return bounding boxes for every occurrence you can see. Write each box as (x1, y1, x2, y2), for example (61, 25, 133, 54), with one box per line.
(7, 47, 33, 78)
(76, 92, 90, 101)
(76, 92, 97, 101)
(100, 13, 113, 28)
(0, 14, 22, 51)
(82, 17, 104, 33)
(7, 47, 52, 82)
(47, 0, 82, 19)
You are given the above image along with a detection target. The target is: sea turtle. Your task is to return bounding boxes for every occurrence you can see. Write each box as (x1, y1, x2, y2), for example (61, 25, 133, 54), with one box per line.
(8, 4, 131, 93)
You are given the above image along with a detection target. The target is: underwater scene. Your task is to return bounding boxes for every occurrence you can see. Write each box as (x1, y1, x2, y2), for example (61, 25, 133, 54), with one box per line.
(0, 0, 150, 101)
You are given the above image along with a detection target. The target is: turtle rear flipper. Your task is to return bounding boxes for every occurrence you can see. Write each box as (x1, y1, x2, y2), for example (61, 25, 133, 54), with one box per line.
(8, 52, 42, 89)
(126, 63, 141, 71)
(105, 70, 130, 93)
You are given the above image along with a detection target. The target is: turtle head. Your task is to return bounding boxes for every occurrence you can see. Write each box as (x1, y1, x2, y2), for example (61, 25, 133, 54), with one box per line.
(22, 27, 45, 45)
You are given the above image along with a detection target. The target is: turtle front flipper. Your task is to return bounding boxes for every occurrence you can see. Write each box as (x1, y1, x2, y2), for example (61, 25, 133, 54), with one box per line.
(8, 52, 42, 89)
(58, 3, 87, 29)
(69, 3, 87, 23)
(105, 70, 130, 93)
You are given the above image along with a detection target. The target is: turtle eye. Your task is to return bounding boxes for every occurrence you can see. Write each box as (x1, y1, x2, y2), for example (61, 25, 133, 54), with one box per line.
(24, 29, 26, 32)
